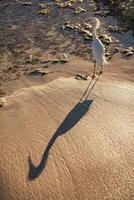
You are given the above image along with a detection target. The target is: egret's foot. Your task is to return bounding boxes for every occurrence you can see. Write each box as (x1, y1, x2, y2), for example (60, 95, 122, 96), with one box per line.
(91, 74, 96, 79)
(99, 70, 103, 74)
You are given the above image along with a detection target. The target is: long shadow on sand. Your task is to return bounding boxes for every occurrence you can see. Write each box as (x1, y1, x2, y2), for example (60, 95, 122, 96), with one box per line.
(28, 99, 93, 180)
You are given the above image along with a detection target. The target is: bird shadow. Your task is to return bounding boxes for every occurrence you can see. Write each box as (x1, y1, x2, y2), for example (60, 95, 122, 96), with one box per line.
(28, 99, 93, 180)
(27, 74, 101, 181)
(79, 78, 93, 102)
(80, 74, 100, 102)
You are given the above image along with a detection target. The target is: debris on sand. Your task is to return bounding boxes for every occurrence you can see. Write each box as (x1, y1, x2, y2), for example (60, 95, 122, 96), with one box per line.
(62, 23, 75, 30)
(55, 1, 74, 9)
(74, 7, 87, 14)
(7, 64, 18, 71)
(38, 3, 47, 9)
(62, 21, 92, 41)
(95, 10, 109, 17)
(83, 22, 92, 29)
(121, 47, 134, 57)
(61, 54, 70, 63)
(25, 55, 40, 64)
(38, 8, 49, 15)
(99, 34, 113, 45)
(108, 25, 122, 33)
(21, 2, 32, 6)
(75, 74, 88, 80)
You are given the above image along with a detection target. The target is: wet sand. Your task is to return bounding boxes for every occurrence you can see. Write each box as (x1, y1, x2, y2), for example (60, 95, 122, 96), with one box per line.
(0, 57, 134, 199)
(0, 77, 134, 200)
(0, 1, 134, 200)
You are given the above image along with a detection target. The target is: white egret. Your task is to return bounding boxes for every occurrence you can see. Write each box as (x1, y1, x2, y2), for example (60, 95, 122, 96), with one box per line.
(91, 17, 107, 79)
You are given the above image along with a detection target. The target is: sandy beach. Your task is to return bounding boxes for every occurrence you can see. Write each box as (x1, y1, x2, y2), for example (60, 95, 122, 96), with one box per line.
(0, 56, 134, 199)
(0, 0, 134, 200)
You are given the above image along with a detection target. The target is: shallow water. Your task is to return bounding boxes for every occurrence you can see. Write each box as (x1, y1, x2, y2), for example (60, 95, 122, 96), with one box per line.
(0, 1, 134, 61)
(0, 0, 94, 62)
(0, 0, 134, 93)
(105, 16, 134, 48)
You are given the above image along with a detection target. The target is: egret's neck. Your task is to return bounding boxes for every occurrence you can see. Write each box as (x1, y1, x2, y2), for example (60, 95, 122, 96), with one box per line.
(92, 21, 100, 39)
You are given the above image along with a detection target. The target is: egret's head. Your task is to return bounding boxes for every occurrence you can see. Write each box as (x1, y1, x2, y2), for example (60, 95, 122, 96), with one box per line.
(91, 17, 100, 28)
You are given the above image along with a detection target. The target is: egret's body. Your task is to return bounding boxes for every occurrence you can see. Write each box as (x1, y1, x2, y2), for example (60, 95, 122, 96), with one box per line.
(91, 18, 107, 78)
(92, 37, 105, 66)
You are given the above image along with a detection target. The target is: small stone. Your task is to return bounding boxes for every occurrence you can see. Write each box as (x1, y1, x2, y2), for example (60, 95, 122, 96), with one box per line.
(125, 51, 133, 56)
(75, 74, 88, 80)
(21, 2, 32, 6)
(113, 47, 119, 52)
(105, 52, 110, 57)
(62, 54, 69, 62)
(74, 7, 87, 14)
(38, 3, 47, 9)
(8, 64, 18, 70)
(121, 47, 134, 56)
(100, 34, 112, 45)
(82, 75, 88, 80)
(95, 10, 109, 16)
(75, 76, 81, 80)
(38, 9, 49, 15)
(25, 55, 40, 64)
(108, 25, 121, 33)
(83, 22, 92, 29)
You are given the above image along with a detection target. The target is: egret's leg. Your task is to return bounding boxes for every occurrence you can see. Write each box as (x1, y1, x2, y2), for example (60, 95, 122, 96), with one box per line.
(99, 65, 104, 74)
(92, 62, 96, 79)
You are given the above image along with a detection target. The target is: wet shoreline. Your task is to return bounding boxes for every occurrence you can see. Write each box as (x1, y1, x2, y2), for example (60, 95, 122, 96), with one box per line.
(0, 0, 134, 97)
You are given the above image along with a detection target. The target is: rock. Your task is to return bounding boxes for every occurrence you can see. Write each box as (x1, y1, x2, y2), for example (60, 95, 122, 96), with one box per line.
(38, 3, 47, 9)
(81, 29, 91, 35)
(74, 7, 87, 14)
(75, 74, 88, 80)
(25, 55, 40, 64)
(121, 47, 134, 56)
(82, 74, 88, 80)
(56, 1, 74, 9)
(95, 10, 109, 16)
(28, 69, 49, 76)
(113, 47, 120, 53)
(8, 64, 18, 71)
(108, 25, 121, 33)
(75, 76, 81, 80)
(62, 24, 74, 30)
(62, 22, 82, 32)
(74, 24, 81, 30)
(105, 52, 110, 57)
(21, 2, 32, 6)
(62, 54, 70, 62)
(83, 22, 92, 29)
(125, 51, 133, 57)
(122, 47, 134, 53)
(38, 9, 49, 15)
(51, 60, 60, 64)
(84, 32, 92, 41)
(100, 34, 113, 45)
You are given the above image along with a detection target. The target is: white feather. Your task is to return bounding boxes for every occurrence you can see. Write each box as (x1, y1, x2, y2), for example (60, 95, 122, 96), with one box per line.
(92, 18, 108, 69)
